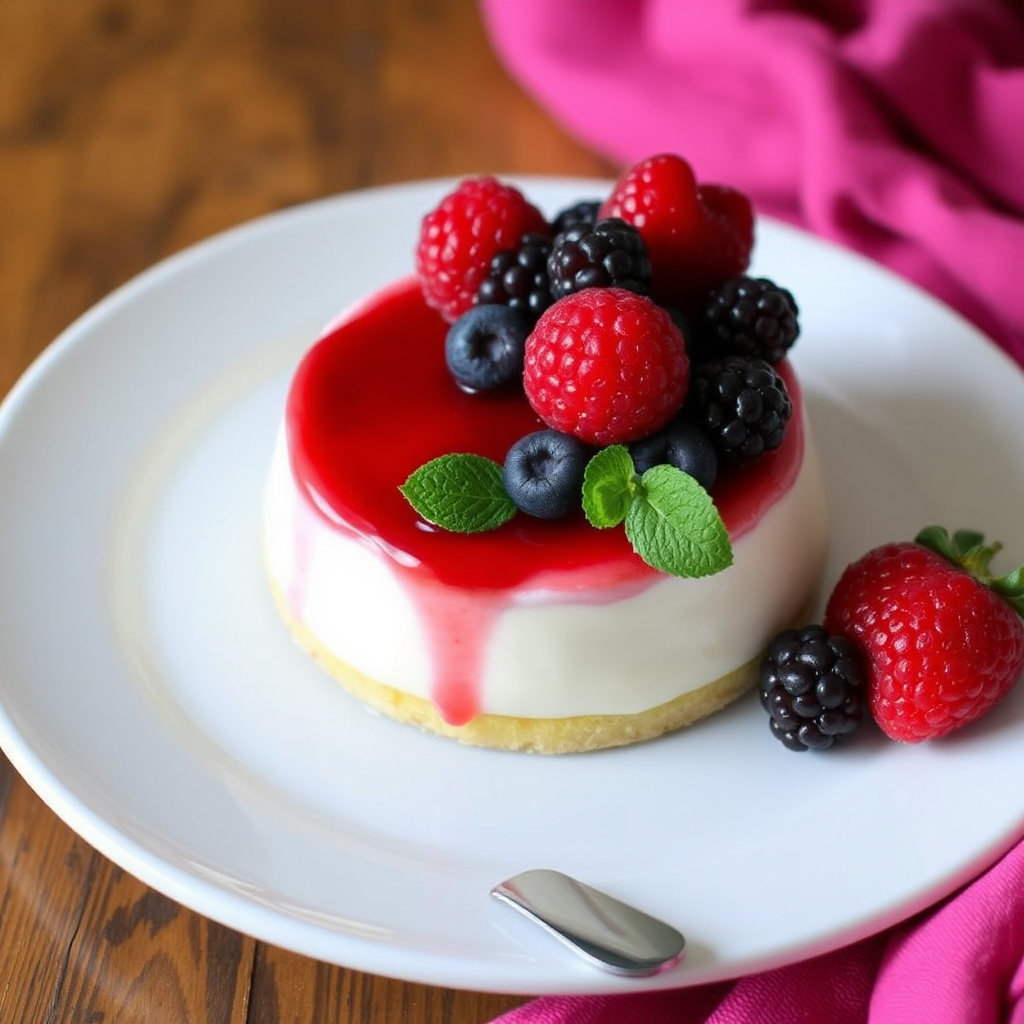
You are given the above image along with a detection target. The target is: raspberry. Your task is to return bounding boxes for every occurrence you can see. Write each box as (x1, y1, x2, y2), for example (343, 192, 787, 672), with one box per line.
(824, 528, 1024, 742)
(759, 625, 866, 751)
(417, 177, 549, 323)
(600, 154, 753, 313)
(547, 218, 652, 300)
(523, 289, 689, 446)
(695, 184, 756, 296)
(475, 231, 553, 322)
(685, 356, 792, 465)
(697, 276, 799, 365)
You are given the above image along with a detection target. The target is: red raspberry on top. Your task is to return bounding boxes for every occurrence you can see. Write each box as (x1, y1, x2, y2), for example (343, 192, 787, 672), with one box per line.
(600, 154, 754, 312)
(417, 177, 549, 323)
(523, 288, 689, 446)
(824, 527, 1024, 743)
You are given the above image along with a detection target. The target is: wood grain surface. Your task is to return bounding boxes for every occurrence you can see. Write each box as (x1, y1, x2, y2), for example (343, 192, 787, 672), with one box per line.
(0, 0, 616, 1019)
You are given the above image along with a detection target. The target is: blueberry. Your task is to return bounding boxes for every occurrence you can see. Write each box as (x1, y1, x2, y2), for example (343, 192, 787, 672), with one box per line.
(503, 430, 591, 519)
(550, 198, 601, 235)
(444, 305, 531, 392)
(628, 421, 718, 491)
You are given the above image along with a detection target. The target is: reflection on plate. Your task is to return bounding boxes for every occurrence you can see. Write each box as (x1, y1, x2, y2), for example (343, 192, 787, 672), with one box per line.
(2, 180, 1024, 995)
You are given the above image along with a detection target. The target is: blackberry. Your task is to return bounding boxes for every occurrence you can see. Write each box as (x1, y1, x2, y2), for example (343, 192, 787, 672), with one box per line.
(697, 276, 799, 365)
(503, 430, 591, 519)
(547, 217, 652, 300)
(759, 625, 866, 751)
(550, 199, 600, 235)
(628, 420, 717, 492)
(445, 304, 531, 392)
(685, 356, 792, 466)
(475, 232, 553, 321)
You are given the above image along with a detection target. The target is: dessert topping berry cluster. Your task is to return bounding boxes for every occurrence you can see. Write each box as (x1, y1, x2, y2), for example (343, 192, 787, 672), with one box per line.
(405, 156, 1024, 750)
(404, 153, 802, 579)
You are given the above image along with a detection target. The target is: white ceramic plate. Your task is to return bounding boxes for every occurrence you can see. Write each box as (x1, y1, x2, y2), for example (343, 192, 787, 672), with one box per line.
(2, 179, 1024, 996)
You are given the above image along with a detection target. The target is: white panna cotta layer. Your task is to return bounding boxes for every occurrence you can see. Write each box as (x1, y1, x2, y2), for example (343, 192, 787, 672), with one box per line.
(264, 422, 828, 720)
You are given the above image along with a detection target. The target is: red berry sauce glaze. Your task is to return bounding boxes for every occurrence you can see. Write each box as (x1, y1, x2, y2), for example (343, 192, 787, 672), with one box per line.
(284, 276, 805, 724)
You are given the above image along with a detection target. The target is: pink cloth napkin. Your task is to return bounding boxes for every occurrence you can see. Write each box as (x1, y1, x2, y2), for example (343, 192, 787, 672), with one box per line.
(491, 836, 1024, 1022)
(479, 0, 1024, 1019)
(480, 0, 1024, 364)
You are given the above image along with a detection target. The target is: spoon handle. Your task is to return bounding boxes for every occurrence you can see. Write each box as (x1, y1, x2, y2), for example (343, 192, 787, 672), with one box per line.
(491, 869, 686, 977)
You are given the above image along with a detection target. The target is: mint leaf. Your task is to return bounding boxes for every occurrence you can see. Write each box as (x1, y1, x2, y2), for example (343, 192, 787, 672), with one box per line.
(582, 445, 636, 527)
(400, 454, 516, 533)
(624, 465, 733, 577)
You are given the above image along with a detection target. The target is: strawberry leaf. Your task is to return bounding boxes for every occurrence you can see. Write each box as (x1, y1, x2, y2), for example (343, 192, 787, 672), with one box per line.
(916, 524, 1024, 619)
(952, 529, 987, 553)
(916, 525, 959, 563)
(917, 525, 1002, 576)
(992, 567, 1024, 617)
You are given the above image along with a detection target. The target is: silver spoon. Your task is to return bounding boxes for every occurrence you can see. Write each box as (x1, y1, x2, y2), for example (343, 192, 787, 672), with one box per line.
(491, 869, 686, 977)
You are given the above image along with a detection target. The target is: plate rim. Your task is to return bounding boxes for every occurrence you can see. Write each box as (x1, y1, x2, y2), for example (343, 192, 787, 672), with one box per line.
(2, 177, 1024, 995)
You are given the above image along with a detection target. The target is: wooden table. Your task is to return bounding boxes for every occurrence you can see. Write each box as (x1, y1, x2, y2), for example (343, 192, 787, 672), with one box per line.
(0, 1, 616, 1019)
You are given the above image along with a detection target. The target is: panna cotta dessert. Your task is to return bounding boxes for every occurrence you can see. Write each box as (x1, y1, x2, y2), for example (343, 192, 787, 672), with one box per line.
(264, 155, 828, 753)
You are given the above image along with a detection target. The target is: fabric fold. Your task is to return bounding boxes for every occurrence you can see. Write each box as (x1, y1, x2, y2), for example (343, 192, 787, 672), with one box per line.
(480, 0, 1024, 361)
(491, 839, 1024, 1023)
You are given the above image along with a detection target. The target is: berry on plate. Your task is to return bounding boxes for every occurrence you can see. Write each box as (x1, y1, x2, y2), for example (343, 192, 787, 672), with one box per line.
(417, 176, 549, 323)
(759, 625, 866, 751)
(523, 287, 689, 446)
(599, 153, 753, 312)
(824, 526, 1024, 743)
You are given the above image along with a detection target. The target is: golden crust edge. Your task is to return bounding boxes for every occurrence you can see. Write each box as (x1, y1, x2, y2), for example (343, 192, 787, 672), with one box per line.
(269, 577, 816, 755)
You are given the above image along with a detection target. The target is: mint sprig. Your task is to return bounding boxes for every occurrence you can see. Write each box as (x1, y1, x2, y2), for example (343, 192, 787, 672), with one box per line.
(626, 465, 733, 577)
(399, 444, 734, 579)
(582, 446, 733, 578)
(582, 445, 636, 527)
(400, 453, 516, 533)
